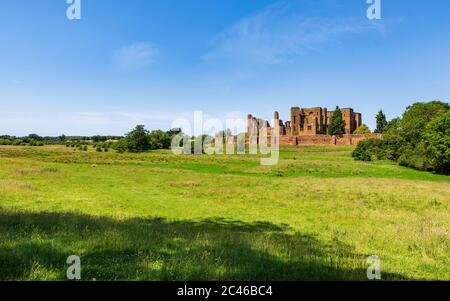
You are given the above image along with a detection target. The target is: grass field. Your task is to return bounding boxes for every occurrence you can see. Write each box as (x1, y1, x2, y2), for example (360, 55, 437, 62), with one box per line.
(0, 145, 448, 280)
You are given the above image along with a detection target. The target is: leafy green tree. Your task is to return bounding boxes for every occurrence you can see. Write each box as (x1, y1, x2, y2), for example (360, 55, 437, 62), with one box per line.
(328, 106, 346, 135)
(120, 125, 151, 153)
(167, 128, 182, 137)
(383, 118, 400, 134)
(28, 134, 42, 141)
(400, 101, 449, 146)
(421, 111, 450, 174)
(381, 118, 402, 160)
(92, 135, 103, 143)
(353, 101, 450, 173)
(353, 124, 371, 134)
(148, 130, 172, 150)
(374, 110, 387, 133)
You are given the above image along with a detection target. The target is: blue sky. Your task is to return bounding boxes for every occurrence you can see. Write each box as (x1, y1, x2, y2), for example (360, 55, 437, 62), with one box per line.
(0, 0, 449, 136)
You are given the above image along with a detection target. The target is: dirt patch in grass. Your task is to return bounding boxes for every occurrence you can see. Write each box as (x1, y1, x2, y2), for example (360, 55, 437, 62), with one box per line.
(13, 167, 59, 176)
(0, 180, 35, 192)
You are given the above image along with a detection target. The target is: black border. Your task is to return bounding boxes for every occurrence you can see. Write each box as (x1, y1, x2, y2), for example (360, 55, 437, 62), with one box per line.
(0, 281, 448, 299)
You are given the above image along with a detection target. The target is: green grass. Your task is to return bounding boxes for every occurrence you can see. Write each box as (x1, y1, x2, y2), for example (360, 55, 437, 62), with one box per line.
(0, 145, 448, 280)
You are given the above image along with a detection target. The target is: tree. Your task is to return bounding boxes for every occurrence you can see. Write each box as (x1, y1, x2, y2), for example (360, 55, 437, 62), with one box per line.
(399, 101, 449, 146)
(328, 106, 346, 135)
(421, 111, 450, 174)
(119, 125, 151, 153)
(382, 117, 402, 160)
(148, 130, 172, 150)
(374, 110, 387, 133)
(353, 124, 371, 134)
(28, 134, 42, 141)
(167, 128, 182, 137)
(353, 101, 450, 173)
(92, 135, 107, 143)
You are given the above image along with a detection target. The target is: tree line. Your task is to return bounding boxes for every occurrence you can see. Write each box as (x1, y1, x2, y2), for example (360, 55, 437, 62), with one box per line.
(2, 101, 448, 174)
(0, 134, 123, 147)
(352, 101, 449, 174)
(113, 126, 232, 154)
(114, 126, 183, 153)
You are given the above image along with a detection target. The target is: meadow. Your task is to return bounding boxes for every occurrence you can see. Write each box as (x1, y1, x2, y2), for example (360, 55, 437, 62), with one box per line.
(0, 145, 448, 280)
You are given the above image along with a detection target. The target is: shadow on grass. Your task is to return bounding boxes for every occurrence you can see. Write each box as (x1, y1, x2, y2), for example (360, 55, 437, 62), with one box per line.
(0, 210, 411, 281)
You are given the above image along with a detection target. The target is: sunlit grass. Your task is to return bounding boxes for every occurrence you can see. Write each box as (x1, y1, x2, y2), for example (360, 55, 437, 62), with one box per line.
(0, 145, 448, 280)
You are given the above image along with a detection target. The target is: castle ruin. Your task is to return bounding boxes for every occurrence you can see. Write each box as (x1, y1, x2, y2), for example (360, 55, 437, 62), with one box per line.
(247, 106, 381, 146)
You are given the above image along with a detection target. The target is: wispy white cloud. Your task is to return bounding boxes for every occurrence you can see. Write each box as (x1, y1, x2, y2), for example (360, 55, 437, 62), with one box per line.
(204, 1, 385, 65)
(113, 43, 159, 70)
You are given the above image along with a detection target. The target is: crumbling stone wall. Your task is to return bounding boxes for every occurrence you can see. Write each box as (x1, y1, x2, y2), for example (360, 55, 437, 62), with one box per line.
(246, 108, 382, 146)
(245, 133, 382, 146)
(297, 135, 334, 145)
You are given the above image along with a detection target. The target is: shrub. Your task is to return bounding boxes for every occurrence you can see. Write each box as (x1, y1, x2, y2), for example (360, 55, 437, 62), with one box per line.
(276, 170, 284, 177)
(397, 145, 429, 171)
(353, 124, 371, 134)
(352, 139, 387, 161)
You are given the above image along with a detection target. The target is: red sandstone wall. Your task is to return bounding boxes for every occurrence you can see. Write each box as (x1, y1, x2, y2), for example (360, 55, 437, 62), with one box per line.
(350, 134, 383, 145)
(335, 135, 350, 145)
(297, 135, 334, 145)
(287, 133, 383, 146)
(280, 136, 297, 146)
(244, 133, 383, 146)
